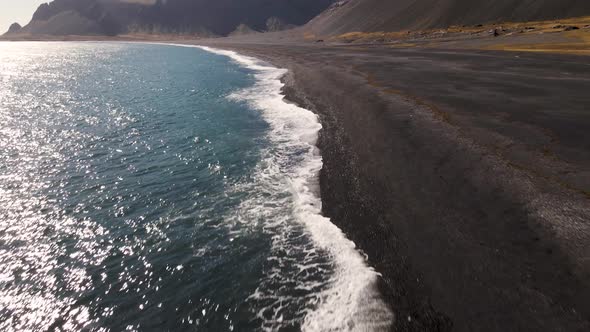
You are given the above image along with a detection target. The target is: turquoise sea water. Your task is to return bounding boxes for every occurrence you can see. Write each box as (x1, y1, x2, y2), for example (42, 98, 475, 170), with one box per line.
(0, 42, 391, 331)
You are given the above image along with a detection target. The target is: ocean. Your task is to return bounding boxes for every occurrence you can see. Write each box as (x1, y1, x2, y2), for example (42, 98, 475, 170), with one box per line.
(0, 42, 392, 331)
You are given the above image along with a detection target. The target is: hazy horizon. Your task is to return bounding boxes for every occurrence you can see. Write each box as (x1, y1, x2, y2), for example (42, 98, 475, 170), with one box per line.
(0, 1, 46, 34)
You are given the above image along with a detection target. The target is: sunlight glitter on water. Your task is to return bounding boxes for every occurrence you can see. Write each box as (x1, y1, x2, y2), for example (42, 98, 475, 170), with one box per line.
(0, 42, 392, 331)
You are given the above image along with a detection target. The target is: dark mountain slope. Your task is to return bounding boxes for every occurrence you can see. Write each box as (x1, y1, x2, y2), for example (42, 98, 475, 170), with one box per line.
(16, 0, 334, 36)
(307, 0, 590, 36)
(133, 0, 333, 35)
(5, 23, 22, 34)
(20, 0, 139, 36)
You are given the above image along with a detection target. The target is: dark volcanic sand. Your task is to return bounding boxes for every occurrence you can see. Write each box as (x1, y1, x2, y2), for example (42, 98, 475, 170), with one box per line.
(192, 41, 590, 331)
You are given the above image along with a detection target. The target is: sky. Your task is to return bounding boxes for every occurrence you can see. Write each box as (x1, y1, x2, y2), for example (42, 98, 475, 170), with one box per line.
(0, 0, 46, 33)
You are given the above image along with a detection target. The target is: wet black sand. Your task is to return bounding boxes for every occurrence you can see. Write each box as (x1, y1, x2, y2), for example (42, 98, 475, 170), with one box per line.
(191, 42, 590, 331)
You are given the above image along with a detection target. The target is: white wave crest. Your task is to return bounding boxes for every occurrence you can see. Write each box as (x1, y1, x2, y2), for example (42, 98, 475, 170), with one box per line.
(174, 43, 394, 332)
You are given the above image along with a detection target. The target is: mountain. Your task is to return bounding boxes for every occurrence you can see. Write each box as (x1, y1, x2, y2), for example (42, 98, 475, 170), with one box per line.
(15, 0, 334, 36)
(5, 23, 22, 34)
(20, 0, 141, 36)
(11, 0, 590, 38)
(307, 0, 590, 36)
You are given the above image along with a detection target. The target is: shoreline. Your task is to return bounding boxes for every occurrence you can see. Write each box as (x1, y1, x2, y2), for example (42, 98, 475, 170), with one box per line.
(193, 41, 590, 331)
(189, 44, 394, 330)
(3, 39, 590, 331)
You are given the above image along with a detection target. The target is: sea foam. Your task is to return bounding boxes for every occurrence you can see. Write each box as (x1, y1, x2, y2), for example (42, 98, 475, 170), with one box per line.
(172, 43, 394, 331)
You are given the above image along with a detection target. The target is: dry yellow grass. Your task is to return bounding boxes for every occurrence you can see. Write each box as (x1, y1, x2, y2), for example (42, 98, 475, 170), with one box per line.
(387, 43, 417, 48)
(480, 16, 590, 55)
(330, 15, 590, 55)
(332, 31, 411, 42)
(486, 29, 590, 55)
(303, 32, 317, 40)
(445, 15, 590, 35)
(487, 46, 590, 56)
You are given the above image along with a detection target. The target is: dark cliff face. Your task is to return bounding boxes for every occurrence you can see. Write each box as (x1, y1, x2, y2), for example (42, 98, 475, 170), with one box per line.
(27, 0, 129, 35)
(32, 0, 111, 22)
(135, 0, 333, 35)
(22, 0, 334, 36)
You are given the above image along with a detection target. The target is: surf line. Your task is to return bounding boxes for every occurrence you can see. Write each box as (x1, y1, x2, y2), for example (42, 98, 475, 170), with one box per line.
(168, 42, 394, 331)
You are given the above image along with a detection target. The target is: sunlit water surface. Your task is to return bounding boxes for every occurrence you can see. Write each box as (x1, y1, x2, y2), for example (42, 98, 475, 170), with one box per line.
(0, 42, 392, 332)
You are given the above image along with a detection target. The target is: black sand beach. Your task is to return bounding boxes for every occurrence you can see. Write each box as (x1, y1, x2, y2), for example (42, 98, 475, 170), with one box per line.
(193, 41, 590, 331)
